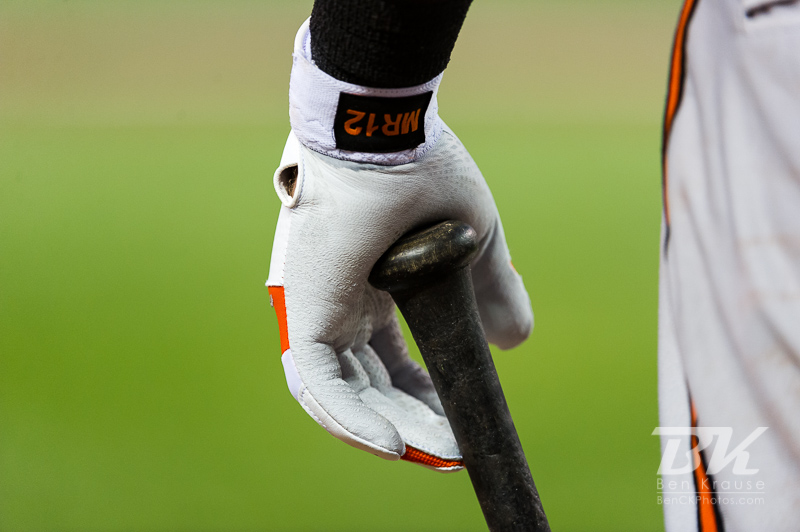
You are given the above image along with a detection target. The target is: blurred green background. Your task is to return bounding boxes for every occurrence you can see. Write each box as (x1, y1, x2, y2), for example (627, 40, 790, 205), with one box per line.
(1, 1, 678, 530)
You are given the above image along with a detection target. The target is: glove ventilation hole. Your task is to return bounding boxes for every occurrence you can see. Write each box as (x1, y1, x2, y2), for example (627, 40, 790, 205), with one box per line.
(274, 162, 302, 208)
(278, 164, 298, 197)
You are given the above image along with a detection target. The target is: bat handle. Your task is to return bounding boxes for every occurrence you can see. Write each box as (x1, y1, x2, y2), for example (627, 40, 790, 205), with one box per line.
(370, 221, 550, 532)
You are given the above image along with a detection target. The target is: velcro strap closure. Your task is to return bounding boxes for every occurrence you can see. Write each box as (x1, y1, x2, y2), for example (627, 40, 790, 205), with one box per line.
(289, 19, 443, 165)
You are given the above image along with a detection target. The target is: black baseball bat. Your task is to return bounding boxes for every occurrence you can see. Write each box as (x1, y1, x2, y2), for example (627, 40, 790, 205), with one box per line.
(369, 220, 550, 532)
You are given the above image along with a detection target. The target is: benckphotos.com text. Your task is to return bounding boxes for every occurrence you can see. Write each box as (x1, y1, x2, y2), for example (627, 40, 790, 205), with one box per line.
(657, 495, 765, 506)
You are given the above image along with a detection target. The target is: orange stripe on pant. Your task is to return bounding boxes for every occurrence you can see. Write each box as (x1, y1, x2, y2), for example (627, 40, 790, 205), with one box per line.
(268, 285, 290, 354)
(691, 403, 723, 532)
(662, 0, 700, 227)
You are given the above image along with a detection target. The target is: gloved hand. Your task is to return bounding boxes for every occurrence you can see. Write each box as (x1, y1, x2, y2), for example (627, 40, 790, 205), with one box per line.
(266, 20, 533, 472)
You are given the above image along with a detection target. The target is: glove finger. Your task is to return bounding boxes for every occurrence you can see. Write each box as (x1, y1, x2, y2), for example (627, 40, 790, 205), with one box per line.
(351, 344, 463, 472)
(278, 294, 407, 460)
(471, 216, 534, 350)
(279, 335, 405, 460)
(268, 186, 406, 459)
(369, 316, 444, 416)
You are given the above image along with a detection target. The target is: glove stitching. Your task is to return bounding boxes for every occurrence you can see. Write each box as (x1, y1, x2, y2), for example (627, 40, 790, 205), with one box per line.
(294, 152, 306, 206)
(298, 387, 328, 430)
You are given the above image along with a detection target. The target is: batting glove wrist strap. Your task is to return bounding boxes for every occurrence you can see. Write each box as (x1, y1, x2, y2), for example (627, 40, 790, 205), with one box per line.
(289, 18, 444, 166)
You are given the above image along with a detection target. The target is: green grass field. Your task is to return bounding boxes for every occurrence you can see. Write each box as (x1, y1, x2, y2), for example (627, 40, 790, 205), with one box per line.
(1, 1, 678, 530)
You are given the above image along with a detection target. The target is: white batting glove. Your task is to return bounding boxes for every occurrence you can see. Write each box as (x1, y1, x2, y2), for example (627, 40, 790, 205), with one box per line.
(266, 20, 533, 472)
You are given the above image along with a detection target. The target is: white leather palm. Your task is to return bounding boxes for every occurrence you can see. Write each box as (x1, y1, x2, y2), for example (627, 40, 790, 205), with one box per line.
(267, 126, 533, 471)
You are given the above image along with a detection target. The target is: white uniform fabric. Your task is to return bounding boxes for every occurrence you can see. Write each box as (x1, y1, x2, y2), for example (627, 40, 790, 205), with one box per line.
(659, 0, 800, 529)
(289, 19, 443, 166)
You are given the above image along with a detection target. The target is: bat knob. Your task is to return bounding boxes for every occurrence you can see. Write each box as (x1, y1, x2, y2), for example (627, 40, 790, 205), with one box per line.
(369, 220, 478, 293)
